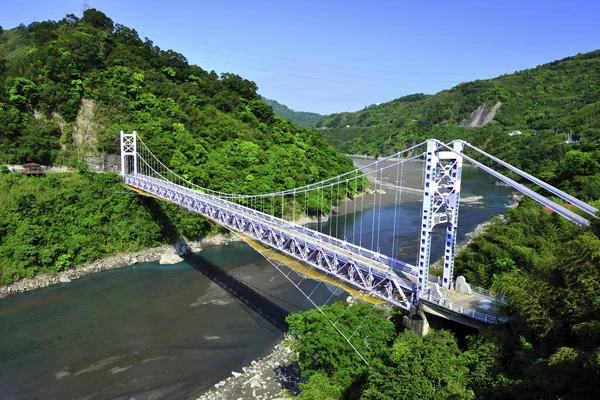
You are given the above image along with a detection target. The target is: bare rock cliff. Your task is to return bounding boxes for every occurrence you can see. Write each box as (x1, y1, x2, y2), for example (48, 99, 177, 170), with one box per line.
(459, 101, 502, 128)
(74, 98, 103, 151)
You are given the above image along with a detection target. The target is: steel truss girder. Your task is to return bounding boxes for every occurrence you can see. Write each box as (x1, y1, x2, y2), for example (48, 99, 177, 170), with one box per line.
(124, 174, 412, 310)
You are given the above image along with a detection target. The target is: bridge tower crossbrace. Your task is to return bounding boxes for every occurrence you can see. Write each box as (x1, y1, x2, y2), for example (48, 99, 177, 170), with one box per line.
(120, 130, 137, 176)
(416, 139, 464, 299)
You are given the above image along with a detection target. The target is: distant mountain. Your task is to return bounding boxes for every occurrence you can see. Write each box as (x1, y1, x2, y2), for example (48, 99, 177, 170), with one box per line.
(317, 50, 600, 158)
(262, 98, 324, 127)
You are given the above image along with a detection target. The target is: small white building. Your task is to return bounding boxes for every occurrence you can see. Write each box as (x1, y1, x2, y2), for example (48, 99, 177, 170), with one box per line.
(508, 130, 522, 136)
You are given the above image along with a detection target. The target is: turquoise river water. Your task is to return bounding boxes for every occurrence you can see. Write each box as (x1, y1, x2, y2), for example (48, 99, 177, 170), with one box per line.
(0, 163, 514, 399)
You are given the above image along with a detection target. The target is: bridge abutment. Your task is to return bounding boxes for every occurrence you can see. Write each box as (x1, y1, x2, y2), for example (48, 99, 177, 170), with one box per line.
(402, 305, 430, 336)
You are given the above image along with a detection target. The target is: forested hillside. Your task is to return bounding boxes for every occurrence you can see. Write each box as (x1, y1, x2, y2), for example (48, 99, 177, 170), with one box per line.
(284, 51, 600, 399)
(286, 200, 600, 399)
(0, 9, 355, 284)
(0, 172, 214, 284)
(262, 97, 324, 127)
(317, 50, 600, 201)
(318, 51, 600, 154)
(0, 9, 353, 192)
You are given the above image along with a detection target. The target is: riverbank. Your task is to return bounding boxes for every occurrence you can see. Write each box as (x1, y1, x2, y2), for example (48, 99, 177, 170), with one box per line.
(196, 338, 303, 400)
(329, 155, 426, 218)
(0, 233, 242, 299)
(197, 216, 502, 399)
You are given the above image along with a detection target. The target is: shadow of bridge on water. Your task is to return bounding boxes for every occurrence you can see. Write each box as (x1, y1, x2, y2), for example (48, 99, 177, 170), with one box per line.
(140, 196, 294, 333)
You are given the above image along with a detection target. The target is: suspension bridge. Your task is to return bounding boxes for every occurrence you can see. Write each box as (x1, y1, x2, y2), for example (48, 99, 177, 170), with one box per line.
(119, 131, 596, 330)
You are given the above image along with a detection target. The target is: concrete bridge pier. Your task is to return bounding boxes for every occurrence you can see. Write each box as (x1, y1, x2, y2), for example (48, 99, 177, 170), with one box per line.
(402, 304, 430, 336)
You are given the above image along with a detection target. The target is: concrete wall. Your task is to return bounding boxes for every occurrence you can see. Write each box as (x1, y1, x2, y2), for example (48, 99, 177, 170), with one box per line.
(85, 154, 120, 173)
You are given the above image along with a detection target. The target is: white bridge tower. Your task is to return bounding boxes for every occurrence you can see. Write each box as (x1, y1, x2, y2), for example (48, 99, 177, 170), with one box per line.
(120, 130, 137, 176)
(416, 140, 464, 297)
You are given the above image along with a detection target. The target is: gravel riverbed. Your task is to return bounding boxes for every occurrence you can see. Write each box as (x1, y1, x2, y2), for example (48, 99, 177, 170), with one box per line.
(196, 338, 304, 400)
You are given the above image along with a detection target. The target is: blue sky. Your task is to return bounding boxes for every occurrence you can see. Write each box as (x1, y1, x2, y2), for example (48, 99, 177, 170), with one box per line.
(1, 0, 599, 114)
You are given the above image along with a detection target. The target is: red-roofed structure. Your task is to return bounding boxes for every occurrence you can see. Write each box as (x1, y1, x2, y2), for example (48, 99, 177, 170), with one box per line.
(21, 163, 45, 177)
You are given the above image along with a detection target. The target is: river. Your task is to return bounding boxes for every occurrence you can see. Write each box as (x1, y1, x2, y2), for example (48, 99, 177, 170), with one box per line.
(0, 159, 514, 399)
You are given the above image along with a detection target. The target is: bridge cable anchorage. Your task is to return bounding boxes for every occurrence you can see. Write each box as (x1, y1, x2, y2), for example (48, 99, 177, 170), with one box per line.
(437, 141, 592, 227)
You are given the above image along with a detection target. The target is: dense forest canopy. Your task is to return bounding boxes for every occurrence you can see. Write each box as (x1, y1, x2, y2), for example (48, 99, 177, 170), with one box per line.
(286, 49, 600, 399)
(0, 172, 214, 284)
(287, 199, 600, 399)
(0, 9, 354, 194)
(318, 51, 600, 154)
(0, 9, 357, 283)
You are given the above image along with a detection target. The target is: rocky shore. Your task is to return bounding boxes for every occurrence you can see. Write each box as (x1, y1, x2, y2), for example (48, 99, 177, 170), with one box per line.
(196, 339, 304, 400)
(0, 233, 241, 299)
(195, 207, 504, 400)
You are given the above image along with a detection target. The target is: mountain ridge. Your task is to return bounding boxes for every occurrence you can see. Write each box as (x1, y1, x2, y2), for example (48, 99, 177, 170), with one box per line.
(316, 50, 600, 158)
(261, 97, 324, 127)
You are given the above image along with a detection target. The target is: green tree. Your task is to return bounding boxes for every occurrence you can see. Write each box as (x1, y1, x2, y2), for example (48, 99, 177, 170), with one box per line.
(299, 372, 342, 400)
(5, 77, 38, 109)
(81, 8, 114, 31)
(361, 330, 474, 400)
(286, 302, 395, 395)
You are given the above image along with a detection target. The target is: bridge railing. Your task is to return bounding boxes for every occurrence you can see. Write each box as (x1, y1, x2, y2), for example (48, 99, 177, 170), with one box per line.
(127, 173, 505, 323)
(422, 291, 507, 324)
(427, 275, 508, 304)
(141, 174, 418, 275)
(208, 185, 507, 320)
(470, 285, 508, 304)
(126, 173, 418, 309)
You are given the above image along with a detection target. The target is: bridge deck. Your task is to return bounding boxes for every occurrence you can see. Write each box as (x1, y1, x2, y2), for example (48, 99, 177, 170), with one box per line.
(124, 174, 506, 325)
(272, 218, 504, 320)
